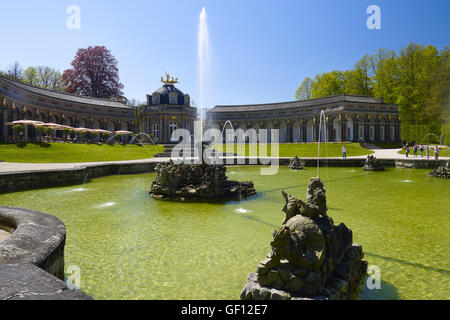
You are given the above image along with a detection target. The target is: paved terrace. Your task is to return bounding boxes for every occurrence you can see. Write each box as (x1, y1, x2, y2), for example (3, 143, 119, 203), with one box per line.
(0, 148, 448, 174)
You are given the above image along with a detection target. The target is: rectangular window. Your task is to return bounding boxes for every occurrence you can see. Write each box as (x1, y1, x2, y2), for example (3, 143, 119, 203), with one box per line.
(390, 126, 395, 141)
(380, 126, 385, 141)
(152, 124, 160, 138)
(359, 126, 365, 139)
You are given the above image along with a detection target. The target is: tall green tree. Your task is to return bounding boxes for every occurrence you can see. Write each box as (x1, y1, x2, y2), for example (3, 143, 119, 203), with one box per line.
(434, 46, 450, 144)
(310, 70, 347, 97)
(370, 49, 399, 105)
(396, 44, 441, 134)
(295, 77, 313, 100)
(36, 66, 63, 90)
(294, 43, 449, 143)
(23, 67, 38, 86)
(347, 55, 374, 96)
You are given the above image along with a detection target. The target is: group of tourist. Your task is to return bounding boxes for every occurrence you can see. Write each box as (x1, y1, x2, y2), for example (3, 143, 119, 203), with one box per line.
(404, 143, 440, 159)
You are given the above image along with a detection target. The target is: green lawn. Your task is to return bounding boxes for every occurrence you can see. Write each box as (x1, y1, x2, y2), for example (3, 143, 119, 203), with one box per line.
(0, 142, 165, 163)
(398, 147, 450, 157)
(212, 143, 373, 158)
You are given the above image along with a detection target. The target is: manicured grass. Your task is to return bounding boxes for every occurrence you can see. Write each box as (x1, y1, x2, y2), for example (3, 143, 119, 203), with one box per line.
(0, 142, 165, 163)
(212, 143, 373, 158)
(398, 147, 450, 157)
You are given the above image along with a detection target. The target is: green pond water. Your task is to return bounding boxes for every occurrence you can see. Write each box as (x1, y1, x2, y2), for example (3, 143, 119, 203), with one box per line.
(0, 166, 448, 300)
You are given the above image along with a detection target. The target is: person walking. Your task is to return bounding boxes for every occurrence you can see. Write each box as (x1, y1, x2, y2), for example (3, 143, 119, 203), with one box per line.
(434, 146, 439, 160)
(413, 144, 418, 157)
(426, 146, 430, 160)
(405, 143, 410, 158)
(342, 145, 347, 159)
(419, 144, 424, 157)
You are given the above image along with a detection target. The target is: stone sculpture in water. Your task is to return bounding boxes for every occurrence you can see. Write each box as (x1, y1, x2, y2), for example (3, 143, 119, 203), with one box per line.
(241, 177, 367, 300)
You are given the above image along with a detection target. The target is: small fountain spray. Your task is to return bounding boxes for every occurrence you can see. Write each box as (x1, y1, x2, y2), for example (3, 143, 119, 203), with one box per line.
(221, 120, 235, 144)
(421, 133, 442, 146)
(130, 132, 160, 155)
(317, 111, 327, 178)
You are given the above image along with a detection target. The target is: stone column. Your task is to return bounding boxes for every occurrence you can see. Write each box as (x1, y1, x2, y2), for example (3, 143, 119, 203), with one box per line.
(299, 121, 304, 142)
(313, 121, 318, 142)
(327, 122, 333, 142)
(161, 116, 165, 143)
(354, 119, 359, 142)
(340, 119, 346, 142)
(364, 120, 369, 142)
(386, 122, 391, 141)
(0, 111, 3, 141)
(396, 123, 401, 142)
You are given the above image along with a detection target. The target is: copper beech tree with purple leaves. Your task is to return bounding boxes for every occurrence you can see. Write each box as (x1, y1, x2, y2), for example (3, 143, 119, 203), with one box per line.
(62, 46, 125, 101)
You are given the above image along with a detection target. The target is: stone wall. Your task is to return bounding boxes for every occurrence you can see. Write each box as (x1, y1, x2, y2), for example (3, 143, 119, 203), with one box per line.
(1, 158, 445, 195)
(227, 157, 447, 169)
(0, 206, 92, 300)
(394, 159, 447, 169)
(0, 162, 157, 194)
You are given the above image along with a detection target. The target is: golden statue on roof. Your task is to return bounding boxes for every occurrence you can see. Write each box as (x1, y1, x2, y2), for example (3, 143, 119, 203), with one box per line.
(161, 72, 179, 85)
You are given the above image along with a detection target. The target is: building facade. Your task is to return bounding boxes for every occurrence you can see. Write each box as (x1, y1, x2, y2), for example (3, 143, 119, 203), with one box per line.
(0, 75, 135, 141)
(206, 95, 401, 143)
(141, 77, 197, 144)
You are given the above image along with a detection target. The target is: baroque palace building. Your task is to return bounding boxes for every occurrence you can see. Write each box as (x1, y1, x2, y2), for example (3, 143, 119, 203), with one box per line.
(0, 75, 135, 141)
(0, 73, 399, 145)
(206, 95, 401, 143)
(0, 74, 197, 143)
(141, 74, 197, 144)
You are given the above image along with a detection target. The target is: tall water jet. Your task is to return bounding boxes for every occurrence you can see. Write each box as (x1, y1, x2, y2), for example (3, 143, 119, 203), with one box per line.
(198, 6, 210, 119)
(317, 111, 327, 178)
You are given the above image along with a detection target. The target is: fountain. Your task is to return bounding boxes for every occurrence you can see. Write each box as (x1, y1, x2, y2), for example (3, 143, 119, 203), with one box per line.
(130, 132, 160, 155)
(421, 133, 442, 146)
(288, 155, 305, 170)
(317, 111, 327, 178)
(198, 7, 210, 114)
(362, 155, 385, 171)
(149, 141, 256, 201)
(220, 120, 235, 144)
(241, 177, 367, 300)
(429, 160, 449, 179)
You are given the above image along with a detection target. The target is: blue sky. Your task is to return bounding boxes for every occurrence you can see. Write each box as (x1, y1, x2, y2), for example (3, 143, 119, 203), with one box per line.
(0, 0, 449, 108)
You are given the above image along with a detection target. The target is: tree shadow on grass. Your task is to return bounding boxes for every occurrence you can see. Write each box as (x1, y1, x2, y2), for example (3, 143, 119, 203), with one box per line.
(357, 277, 400, 300)
(14, 142, 51, 149)
(366, 252, 450, 275)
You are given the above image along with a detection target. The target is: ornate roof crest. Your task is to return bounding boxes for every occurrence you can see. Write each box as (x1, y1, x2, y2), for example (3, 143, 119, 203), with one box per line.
(160, 72, 179, 85)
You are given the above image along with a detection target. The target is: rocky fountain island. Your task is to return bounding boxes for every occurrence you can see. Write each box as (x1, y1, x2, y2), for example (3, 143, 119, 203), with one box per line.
(150, 142, 256, 201)
(241, 177, 367, 300)
(429, 160, 449, 179)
